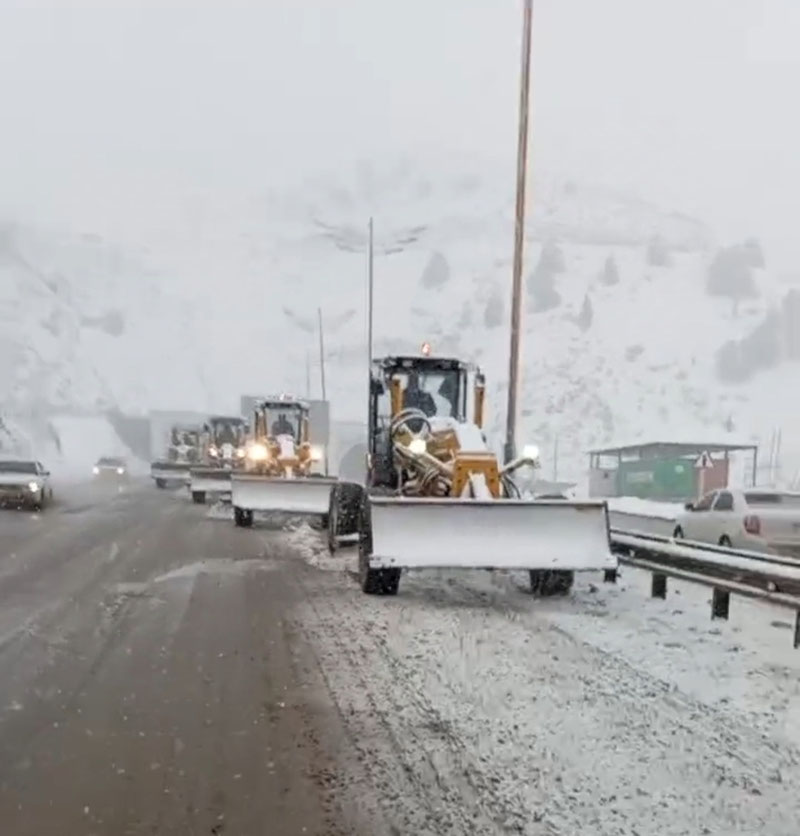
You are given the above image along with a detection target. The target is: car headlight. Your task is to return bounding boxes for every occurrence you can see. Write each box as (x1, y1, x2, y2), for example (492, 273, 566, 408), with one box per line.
(117, 467, 125, 475)
(522, 444, 540, 462)
(248, 443, 268, 461)
(92, 466, 99, 475)
(28, 481, 40, 492)
(309, 445, 324, 462)
(408, 437, 427, 455)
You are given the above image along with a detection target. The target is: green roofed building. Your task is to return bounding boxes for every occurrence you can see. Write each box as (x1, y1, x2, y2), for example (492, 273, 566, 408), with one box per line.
(588, 440, 758, 501)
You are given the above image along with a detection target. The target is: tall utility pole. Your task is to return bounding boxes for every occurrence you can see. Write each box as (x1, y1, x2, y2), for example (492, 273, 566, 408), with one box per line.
(366, 218, 375, 440)
(552, 434, 559, 481)
(317, 307, 327, 400)
(367, 217, 374, 370)
(305, 352, 311, 398)
(504, 0, 534, 463)
(317, 307, 329, 475)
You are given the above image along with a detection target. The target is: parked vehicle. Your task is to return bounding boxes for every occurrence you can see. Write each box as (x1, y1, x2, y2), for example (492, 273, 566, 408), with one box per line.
(0, 459, 53, 510)
(674, 488, 800, 559)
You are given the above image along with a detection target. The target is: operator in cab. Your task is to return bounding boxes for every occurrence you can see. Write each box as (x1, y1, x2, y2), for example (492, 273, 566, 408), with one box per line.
(402, 371, 436, 417)
(271, 413, 294, 437)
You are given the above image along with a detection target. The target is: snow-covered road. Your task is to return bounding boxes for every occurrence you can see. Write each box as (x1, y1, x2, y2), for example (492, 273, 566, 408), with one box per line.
(286, 523, 800, 836)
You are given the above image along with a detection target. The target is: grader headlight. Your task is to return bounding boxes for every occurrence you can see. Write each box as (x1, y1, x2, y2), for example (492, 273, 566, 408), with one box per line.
(408, 437, 427, 455)
(522, 444, 540, 463)
(248, 443, 269, 461)
(309, 445, 324, 462)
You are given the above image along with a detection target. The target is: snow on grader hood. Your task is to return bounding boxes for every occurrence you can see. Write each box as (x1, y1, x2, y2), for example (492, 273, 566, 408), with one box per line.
(328, 352, 615, 595)
(231, 396, 336, 522)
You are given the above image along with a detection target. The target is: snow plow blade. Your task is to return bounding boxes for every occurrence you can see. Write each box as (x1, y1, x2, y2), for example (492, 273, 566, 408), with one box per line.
(231, 474, 338, 516)
(189, 467, 234, 495)
(367, 497, 615, 571)
(150, 461, 191, 483)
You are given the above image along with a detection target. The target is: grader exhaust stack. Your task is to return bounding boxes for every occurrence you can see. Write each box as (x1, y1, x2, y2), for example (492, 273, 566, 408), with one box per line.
(327, 352, 615, 596)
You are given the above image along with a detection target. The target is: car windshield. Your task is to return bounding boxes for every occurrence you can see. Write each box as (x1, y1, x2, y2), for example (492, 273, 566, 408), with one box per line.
(97, 457, 123, 466)
(0, 461, 37, 474)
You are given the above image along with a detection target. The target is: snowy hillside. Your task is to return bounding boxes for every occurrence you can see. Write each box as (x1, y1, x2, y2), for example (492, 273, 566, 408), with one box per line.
(2, 160, 799, 482)
(0, 222, 211, 465)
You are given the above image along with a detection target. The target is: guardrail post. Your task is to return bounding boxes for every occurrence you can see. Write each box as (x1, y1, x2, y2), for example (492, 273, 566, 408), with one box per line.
(603, 569, 617, 584)
(711, 587, 730, 620)
(794, 612, 800, 650)
(651, 573, 667, 599)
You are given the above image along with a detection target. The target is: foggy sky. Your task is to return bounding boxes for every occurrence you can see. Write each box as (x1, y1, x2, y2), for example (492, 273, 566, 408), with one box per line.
(1, 0, 798, 270)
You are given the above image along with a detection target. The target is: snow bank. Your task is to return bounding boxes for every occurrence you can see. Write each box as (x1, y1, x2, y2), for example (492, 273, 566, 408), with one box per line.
(607, 496, 684, 520)
(300, 561, 800, 835)
(607, 497, 683, 536)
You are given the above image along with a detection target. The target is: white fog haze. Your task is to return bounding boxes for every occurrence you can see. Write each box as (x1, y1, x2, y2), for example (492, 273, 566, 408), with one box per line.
(2, 0, 800, 478)
(1, 0, 798, 259)
(4, 3, 800, 834)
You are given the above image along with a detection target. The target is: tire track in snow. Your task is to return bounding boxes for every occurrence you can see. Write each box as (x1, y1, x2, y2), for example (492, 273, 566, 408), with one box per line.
(292, 567, 530, 835)
(286, 524, 800, 835)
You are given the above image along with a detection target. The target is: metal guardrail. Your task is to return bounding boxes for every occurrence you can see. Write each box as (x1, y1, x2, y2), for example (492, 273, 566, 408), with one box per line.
(609, 527, 800, 648)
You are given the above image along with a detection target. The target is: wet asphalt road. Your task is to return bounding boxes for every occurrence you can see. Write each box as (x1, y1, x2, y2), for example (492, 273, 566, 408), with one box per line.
(0, 480, 357, 836)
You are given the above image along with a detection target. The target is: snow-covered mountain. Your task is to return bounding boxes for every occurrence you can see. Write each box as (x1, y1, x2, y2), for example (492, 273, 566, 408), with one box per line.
(2, 160, 798, 483)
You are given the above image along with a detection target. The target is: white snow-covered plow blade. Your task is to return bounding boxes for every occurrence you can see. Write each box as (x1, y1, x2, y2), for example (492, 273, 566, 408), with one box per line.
(150, 462, 191, 483)
(368, 497, 615, 571)
(190, 467, 234, 495)
(231, 474, 338, 515)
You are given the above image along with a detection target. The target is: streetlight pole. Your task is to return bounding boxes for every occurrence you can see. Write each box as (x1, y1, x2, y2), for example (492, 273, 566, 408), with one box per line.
(504, 0, 534, 463)
(317, 307, 329, 475)
(367, 217, 374, 371)
(317, 307, 327, 401)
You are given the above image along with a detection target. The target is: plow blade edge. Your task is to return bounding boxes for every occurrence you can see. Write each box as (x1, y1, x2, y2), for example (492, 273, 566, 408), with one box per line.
(190, 467, 234, 494)
(368, 497, 615, 571)
(231, 474, 337, 516)
(150, 461, 191, 483)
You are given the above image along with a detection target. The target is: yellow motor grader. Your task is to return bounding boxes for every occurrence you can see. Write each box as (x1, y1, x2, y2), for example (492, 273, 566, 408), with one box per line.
(231, 395, 336, 527)
(189, 415, 248, 504)
(327, 351, 615, 595)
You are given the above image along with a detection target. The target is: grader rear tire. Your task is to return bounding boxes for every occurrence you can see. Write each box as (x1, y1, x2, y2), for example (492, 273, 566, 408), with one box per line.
(529, 569, 574, 597)
(234, 506, 254, 528)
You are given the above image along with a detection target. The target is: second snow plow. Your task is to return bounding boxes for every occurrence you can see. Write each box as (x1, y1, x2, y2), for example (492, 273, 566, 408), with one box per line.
(328, 352, 616, 595)
(231, 396, 336, 527)
(189, 415, 248, 503)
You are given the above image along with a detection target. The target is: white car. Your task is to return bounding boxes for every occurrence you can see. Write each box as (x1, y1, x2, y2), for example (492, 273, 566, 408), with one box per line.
(0, 459, 53, 510)
(93, 456, 129, 480)
(674, 488, 800, 558)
